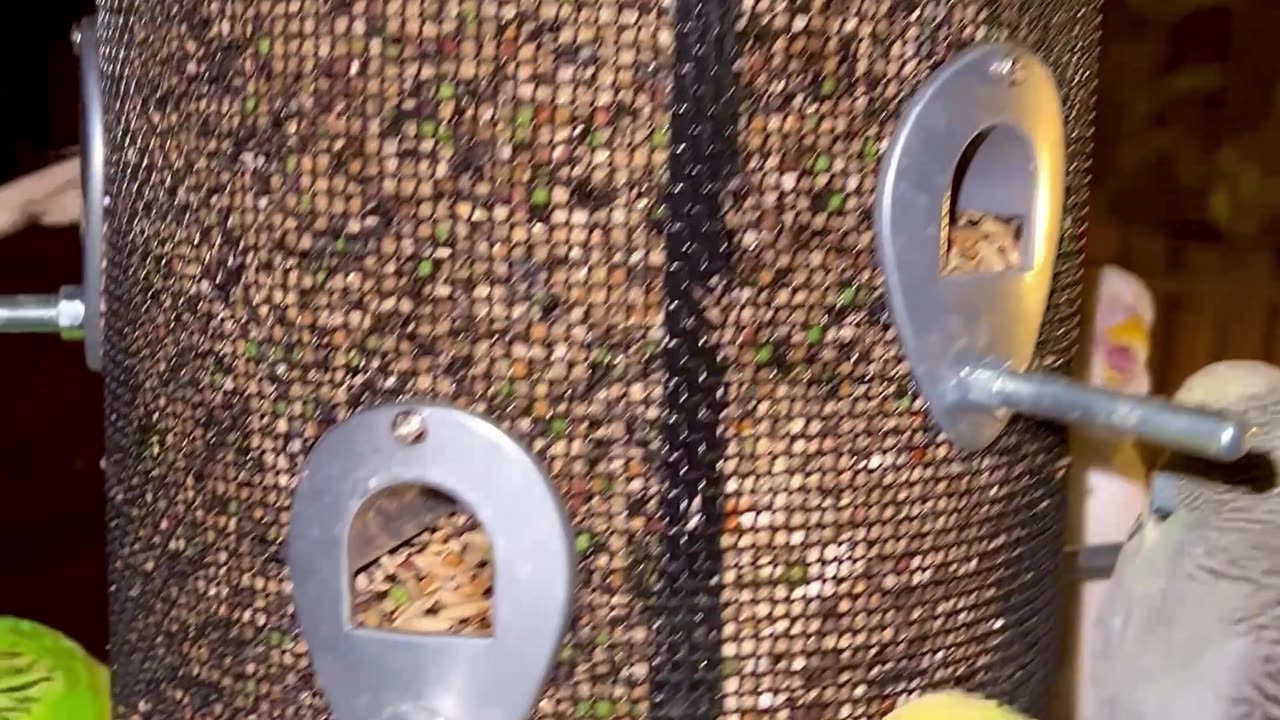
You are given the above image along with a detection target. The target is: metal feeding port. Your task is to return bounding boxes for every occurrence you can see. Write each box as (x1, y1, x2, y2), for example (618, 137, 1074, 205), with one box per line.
(288, 404, 573, 720)
(875, 44, 1252, 463)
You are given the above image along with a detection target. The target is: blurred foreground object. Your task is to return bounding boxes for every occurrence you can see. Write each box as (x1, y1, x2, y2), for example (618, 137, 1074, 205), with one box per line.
(0, 616, 109, 720)
(1089, 360, 1280, 720)
(1061, 264, 1154, 719)
(886, 690, 1034, 720)
(0, 157, 82, 239)
(1084, 266, 1154, 396)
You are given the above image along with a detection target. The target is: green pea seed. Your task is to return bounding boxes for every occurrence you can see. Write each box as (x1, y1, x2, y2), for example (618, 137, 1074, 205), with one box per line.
(244, 340, 261, 359)
(862, 135, 879, 162)
(825, 191, 846, 214)
(811, 153, 832, 173)
(385, 584, 410, 607)
(784, 563, 807, 587)
(418, 119, 438, 139)
(549, 417, 568, 437)
(806, 324, 824, 345)
(530, 184, 552, 209)
(836, 284, 859, 308)
(650, 124, 670, 149)
(574, 532, 593, 554)
(437, 81, 456, 100)
(753, 342, 775, 366)
(256, 36, 272, 56)
(416, 258, 435, 279)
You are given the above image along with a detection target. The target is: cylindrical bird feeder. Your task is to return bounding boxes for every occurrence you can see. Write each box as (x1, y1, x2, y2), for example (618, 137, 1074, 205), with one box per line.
(75, 0, 1123, 718)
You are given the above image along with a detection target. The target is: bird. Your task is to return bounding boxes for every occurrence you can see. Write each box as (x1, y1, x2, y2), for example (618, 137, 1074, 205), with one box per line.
(1057, 264, 1156, 719)
(1087, 359, 1280, 720)
(886, 690, 1034, 720)
(0, 615, 109, 720)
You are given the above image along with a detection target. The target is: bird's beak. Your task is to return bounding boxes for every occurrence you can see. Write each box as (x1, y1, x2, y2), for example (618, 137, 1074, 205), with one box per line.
(1095, 312, 1151, 393)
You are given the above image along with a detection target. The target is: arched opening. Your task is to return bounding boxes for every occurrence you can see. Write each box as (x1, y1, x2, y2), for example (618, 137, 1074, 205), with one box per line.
(349, 484, 493, 636)
(940, 124, 1036, 275)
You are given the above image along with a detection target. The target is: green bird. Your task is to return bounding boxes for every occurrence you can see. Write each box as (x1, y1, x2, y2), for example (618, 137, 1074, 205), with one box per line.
(1089, 360, 1280, 720)
(0, 616, 109, 720)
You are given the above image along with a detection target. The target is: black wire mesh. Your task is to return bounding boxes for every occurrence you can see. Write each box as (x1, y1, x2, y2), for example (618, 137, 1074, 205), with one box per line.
(97, 0, 1099, 718)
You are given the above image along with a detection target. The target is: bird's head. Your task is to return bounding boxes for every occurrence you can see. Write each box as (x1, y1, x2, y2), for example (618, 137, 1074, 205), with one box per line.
(1151, 360, 1280, 517)
(1087, 265, 1155, 396)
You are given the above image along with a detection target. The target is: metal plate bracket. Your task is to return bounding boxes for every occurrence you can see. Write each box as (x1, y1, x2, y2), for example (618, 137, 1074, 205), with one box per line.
(287, 404, 574, 720)
(875, 42, 1065, 450)
(76, 15, 105, 371)
(875, 44, 1252, 461)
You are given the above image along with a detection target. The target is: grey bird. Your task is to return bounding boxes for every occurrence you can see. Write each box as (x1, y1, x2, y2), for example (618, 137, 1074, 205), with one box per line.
(1088, 360, 1280, 720)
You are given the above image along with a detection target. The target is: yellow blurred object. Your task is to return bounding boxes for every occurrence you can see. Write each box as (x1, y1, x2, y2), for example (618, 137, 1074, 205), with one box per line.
(1103, 314, 1149, 349)
(885, 690, 1035, 720)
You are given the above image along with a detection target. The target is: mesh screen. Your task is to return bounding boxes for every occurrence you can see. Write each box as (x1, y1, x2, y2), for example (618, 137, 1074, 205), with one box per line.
(98, 0, 1099, 718)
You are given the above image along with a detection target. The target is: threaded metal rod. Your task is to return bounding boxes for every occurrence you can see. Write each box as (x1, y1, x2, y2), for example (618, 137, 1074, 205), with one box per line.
(0, 295, 63, 332)
(0, 287, 86, 337)
(957, 364, 1253, 462)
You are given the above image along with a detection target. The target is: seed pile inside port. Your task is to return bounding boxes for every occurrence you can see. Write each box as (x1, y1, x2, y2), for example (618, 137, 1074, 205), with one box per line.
(942, 210, 1023, 274)
(352, 513, 493, 635)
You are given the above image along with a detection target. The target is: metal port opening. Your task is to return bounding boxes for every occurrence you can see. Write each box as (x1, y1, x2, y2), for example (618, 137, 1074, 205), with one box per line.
(349, 485, 494, 637)
(940, 125, 1036, 276)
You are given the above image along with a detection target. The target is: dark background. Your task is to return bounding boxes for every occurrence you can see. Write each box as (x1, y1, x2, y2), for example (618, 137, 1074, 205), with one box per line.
(2, 0, 1277, 666)
(0, 0, 104, 658)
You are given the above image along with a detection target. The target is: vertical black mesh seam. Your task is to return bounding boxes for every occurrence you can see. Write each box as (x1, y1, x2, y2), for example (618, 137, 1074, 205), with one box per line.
(651, 0, 740, 716)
